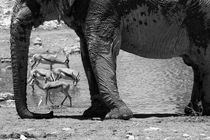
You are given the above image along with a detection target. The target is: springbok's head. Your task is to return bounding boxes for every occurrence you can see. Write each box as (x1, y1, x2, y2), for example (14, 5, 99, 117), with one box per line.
(64, 55, 70, 68)
(76, 73, 80, 82)
(73, 73, 80, 86)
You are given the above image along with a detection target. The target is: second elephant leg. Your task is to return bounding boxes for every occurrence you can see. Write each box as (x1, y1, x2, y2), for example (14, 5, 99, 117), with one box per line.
(183, 57, 203, 115)
(183, 55, 210, 116)
(79, 37, 110, 118)
(86, 36, 133, 120)
(200, 71, 210, 115)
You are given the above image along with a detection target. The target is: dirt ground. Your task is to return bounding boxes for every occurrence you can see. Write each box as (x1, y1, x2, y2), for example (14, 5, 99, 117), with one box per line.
(1, 107, 210, 140)
(1, 28, 210, 140)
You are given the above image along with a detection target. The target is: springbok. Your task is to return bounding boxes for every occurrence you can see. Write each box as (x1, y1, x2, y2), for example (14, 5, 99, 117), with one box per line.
(53, 67, 80, 86)
(64, 45, 80, 55)
(30, 49, 70, 70)
(28, 68, 55, 94)
(30, 76, 72, 107)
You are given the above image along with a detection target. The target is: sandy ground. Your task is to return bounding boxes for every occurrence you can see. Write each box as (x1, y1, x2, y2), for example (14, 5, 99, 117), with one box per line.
(0, 28, 210, 140)
(1, 107, 210, 140)
(1, 1, 210, 139)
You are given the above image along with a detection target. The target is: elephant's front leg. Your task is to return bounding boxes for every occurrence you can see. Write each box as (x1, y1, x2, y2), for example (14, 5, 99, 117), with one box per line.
(84, 28, 133, 120)
(79, 36, 110, 118)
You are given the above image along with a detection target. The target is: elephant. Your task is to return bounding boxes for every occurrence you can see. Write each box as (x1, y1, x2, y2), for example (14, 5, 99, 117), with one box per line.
(10, 0, 210, 120)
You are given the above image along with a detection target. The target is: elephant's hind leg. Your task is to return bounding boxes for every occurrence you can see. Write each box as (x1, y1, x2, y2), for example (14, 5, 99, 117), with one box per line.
(184, 43, 210, 116)
(195, 68, 210, 115)
(184, 8, 210, 115)
(182, 55, 203, 116)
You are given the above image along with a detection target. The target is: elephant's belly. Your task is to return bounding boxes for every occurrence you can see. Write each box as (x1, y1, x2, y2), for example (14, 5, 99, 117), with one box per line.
(120, 5, 190, 59)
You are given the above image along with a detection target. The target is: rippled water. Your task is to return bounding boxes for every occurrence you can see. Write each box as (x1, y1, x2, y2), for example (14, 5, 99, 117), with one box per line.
(117, 51, 193, 114)
(28, 51, 193, 114)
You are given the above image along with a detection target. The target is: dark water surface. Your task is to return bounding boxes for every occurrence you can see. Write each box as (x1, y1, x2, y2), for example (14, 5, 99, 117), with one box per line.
(28, 51, 193, 114)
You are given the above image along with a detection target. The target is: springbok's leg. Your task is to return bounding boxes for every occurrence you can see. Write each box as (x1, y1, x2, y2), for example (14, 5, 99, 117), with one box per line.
(50, 63, 53, 70)
(51, 73, 55, 81)
(31, 60, 37, 70)
(31, 60, 40, 70)
(55, 73, 61, 81)
(30, 61, 36, 70)
(60, 96, 67, 106)
(69, 96, 72, 107)
(31, 84, 35, 95)
(67, 93, 72, 107)
(45, 91, 50, 105)
(73, 80, 77, 86)
(38, 96, 43, 107)
(48, 92, 54, 105)
(60, 95, 72, 107)
(44, 78, 48, 83)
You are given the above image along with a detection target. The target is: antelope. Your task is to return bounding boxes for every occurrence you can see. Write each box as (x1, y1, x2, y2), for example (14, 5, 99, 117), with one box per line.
(30, 76, 72, 107)
(53, 67, 80, 86)
(28, 68, 55, 94)
(30, 49, 70, 70)
(64, 45, 80, 55)
(1, 65, 12, 72)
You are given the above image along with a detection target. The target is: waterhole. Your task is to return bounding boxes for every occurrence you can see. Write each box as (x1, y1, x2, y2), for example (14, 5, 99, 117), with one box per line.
(27, 51, 193, 115)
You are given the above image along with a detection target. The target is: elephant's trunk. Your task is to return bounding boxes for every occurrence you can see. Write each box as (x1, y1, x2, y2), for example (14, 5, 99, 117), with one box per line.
(10, 3, 53, 119)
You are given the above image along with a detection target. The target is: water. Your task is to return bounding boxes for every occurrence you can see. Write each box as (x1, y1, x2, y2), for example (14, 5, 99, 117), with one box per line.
(27, 50, 193, 114)
(116, 51, 193, 114)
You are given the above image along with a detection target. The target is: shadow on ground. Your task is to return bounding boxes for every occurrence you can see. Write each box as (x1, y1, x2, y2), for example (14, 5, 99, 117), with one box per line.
(53, 113, 183, 120)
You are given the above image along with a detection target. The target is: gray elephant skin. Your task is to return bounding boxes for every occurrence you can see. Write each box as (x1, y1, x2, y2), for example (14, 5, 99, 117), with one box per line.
(10, 0, 210, 119)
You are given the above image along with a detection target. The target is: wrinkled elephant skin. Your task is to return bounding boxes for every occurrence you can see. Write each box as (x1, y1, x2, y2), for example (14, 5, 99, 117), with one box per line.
(10, 0, 210, 119)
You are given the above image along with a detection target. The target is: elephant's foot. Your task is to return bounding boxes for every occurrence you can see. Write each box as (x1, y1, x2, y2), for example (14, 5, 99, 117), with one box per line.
(83, 100, 110, 119)
(105, 105, 133, 120)
(184, 102, 203, 116)
(202, 101, 210, 115)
